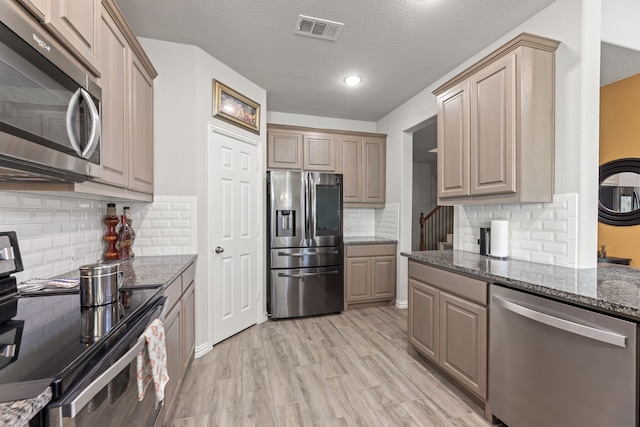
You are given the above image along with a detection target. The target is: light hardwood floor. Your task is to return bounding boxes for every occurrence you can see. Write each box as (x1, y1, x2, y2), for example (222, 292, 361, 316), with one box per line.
(170, 306, 493, 427)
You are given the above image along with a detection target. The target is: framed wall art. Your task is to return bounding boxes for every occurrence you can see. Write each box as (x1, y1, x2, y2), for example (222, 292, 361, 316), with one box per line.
(212, 80, 260, 134)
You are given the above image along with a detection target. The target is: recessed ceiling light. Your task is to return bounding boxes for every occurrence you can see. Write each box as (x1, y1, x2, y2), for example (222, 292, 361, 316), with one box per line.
(343, 75, 362, 86)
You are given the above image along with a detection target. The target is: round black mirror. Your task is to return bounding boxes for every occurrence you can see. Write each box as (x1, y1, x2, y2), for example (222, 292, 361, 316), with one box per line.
(599, 158, 640, 226)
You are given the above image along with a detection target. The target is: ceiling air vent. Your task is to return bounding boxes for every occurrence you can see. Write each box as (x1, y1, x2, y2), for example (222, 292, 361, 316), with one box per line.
(295, 15, 344, 41)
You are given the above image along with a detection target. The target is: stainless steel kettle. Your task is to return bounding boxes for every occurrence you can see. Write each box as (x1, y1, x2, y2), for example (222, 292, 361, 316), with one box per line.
(79, 262, 123, 307)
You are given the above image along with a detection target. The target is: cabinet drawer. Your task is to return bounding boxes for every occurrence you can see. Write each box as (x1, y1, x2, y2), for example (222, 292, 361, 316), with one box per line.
(181, 262, 196, 293)
(408, 261, 487, 306)
(163, 276, 182, 312)
(346, 244, 396, 258)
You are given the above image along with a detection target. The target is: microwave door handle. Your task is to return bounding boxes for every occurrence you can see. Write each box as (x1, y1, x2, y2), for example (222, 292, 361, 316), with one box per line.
(65, 88, 84, 156)
(79, 88, 101, 159)
(62, 337, 146, 417)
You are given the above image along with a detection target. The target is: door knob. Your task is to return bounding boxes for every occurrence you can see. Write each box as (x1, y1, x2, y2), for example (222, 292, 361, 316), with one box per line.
(215, 246, 224, 254)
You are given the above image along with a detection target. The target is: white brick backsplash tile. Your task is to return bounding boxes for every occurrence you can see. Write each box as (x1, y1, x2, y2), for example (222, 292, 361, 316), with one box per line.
(6, 210, 31, 222)
(20, 195, 43, 209)
(456, 193, 578, 267)
(32, 237, 53, 251)
(543, 221, 567, 231)
(543, 242, 567, 254)
(43, 224, 62, 235)
(43, 249, 63, 263)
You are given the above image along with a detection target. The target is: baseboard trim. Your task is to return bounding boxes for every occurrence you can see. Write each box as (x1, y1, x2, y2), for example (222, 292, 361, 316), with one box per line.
(395, 299, 408, 309)
(194, 342, 211, 358)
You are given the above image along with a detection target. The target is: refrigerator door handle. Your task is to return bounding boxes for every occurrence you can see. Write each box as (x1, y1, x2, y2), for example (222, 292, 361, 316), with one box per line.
(277, 251, 340, 257)
(303, 172, 309, 243)
(278, 270, 340, 278)
(308, 173, 315, 241)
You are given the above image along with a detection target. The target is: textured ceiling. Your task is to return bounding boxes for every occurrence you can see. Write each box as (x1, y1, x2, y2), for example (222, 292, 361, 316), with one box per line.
(601, 42, 640, 86)
(116, 0, 557, 122)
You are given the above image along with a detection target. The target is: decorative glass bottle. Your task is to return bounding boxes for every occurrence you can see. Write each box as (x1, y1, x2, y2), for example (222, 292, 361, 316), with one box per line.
(103, 203, 119, 260)
(127, 217, 136, 258)
(117, 206, 133, 260)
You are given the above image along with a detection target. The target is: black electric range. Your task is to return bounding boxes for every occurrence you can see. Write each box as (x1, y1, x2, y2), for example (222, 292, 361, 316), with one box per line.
(0, 230, 165, 405)
(0, 287, 163, 402)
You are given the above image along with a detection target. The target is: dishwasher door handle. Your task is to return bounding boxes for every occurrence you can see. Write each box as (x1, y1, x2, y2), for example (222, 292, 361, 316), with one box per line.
(493, 295, 628, 348)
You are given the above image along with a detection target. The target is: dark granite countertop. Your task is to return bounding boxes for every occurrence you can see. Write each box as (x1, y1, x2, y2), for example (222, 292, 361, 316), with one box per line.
(0, 387, 51, 427)
(29, 255, 198, 293)
(402, 250, 640, 321)
(344, 237, 398, 245)
(115, 255, 197, 289)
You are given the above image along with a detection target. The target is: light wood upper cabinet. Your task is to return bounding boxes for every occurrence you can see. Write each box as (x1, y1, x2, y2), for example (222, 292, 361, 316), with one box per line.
(14, 0, 100, 74)
(268, 129, 303, 170)
(470, 53, 516, 196)
(48, 0, 100, 73)
(362, 137, 386, 205)
(304, 133, 336, 171)
(337, 135, 362, 203)
(96, 0, 156, 198)
(268, 125, 386, 206)
(129, 54, 154, 194)
(338, 135, 386, 208)
(434, 33, 559, 205)
(98, 8, 128, 188)
(15, 0, 48, 20)
(437, 81, 470, 198)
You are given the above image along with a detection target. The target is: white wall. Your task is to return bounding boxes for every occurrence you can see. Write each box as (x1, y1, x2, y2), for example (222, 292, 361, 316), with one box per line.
(139, 38, 267, 356)
(377, 0, 602, 305)
(602, 0, 640, 50)
(267, 112, 376, 133)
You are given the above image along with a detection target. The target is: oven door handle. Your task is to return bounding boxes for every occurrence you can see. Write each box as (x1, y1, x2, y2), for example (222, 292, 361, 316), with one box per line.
(63, 336, 146, 417)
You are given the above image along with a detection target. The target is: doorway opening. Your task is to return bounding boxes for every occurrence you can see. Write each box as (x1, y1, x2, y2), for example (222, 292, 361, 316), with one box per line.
(411, 116, 453, 251)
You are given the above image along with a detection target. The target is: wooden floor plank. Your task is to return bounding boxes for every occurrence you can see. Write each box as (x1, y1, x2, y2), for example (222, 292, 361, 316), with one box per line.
(171, 307, 490, 427)
(294, 364, 344, 423)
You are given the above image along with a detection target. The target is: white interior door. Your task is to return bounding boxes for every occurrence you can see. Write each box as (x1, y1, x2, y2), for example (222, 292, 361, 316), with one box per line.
(210, 127, 259, 345)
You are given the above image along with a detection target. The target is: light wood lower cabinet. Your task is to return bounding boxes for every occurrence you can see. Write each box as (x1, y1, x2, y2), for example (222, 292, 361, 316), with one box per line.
(408, 260, 487, 400)
(345, 244, 396, 309)
(162, 262, 196, 426)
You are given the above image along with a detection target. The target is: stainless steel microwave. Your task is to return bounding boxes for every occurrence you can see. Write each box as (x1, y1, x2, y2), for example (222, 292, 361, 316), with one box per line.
(0, 2, 102, 183)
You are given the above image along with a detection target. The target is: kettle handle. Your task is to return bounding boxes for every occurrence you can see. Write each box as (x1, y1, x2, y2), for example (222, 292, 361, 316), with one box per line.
(117, 271, 125, 288)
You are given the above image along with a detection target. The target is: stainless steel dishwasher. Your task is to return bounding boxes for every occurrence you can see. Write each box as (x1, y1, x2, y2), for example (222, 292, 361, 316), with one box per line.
(490, 285, 638, 427)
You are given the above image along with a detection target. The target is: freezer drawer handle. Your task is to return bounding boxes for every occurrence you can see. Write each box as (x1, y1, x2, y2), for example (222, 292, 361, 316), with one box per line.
(493, 295, 628, 348)
(278, 270, 339, 278)
(277, 251, 339, 257)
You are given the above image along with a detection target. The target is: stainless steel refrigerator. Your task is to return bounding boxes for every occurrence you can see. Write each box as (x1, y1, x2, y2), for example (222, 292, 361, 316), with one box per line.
(267, 170, 343, 319)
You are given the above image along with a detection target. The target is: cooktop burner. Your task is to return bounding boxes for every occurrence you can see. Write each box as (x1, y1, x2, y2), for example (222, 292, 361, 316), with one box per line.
(0, 287, 161, 401)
